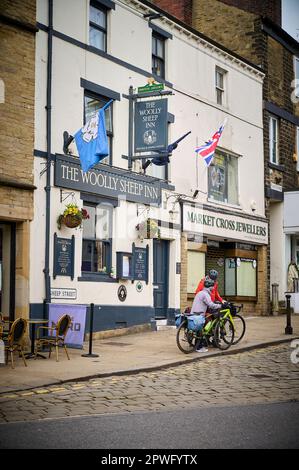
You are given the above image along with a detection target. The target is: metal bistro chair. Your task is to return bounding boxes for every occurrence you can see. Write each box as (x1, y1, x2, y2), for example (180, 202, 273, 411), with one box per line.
(3, 318, 28, 369)
(35, 314, 72, 362)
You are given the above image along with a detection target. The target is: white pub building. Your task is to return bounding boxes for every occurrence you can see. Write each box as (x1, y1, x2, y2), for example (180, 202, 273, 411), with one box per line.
(29, 0, 266, 339)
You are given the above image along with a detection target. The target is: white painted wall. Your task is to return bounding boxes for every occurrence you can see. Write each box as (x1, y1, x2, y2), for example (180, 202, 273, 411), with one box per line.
(32, 0, 265, 311)
(270, 202, 286, 300)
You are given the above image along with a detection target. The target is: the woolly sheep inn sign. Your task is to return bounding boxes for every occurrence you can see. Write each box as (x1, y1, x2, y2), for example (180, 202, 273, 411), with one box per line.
(183, 204, 268, 245)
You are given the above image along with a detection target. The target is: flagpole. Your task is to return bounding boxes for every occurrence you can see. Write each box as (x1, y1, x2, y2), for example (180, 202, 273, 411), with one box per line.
(102, 99, 114, 110)
(196, 135, 199, 190)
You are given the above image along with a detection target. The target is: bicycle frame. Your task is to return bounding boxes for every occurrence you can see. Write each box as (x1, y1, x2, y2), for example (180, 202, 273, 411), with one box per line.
(202, 308, 232, 336)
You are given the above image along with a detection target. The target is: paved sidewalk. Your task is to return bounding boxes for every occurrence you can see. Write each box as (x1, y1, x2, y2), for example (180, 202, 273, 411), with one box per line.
(1, 314, 299, 394)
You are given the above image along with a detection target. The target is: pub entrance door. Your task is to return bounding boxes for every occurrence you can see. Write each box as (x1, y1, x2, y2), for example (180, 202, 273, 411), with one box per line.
(0, 222, 16, 322)
(153, 239, 169, 319)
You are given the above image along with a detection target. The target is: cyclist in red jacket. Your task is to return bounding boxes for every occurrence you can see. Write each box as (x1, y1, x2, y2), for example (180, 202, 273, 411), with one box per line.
(195, 269, 223, 303)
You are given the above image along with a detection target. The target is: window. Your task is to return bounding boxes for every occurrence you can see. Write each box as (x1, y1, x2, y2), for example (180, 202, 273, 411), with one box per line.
(81, 203, 113, 276)
(84, 92, 113, 165)
(225, 258, 257, 297)
(269, 115, 279, 164)
(215, 67, 226, 105)
(187, 251, 205, 293)
(297, 127, 299, 172)
(295, 57, 299, 98)
(208, 151, 238, 205)
(152, 32, 165, 79)
(89, 1, 107, 52)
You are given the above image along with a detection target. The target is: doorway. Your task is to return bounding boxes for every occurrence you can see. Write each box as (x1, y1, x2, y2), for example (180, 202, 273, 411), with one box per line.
(0, 223, 16, 322)
(153, 239, 169, 319)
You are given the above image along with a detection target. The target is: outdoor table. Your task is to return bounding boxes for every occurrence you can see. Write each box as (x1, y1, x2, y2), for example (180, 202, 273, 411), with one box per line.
(25, 319, 49, 359)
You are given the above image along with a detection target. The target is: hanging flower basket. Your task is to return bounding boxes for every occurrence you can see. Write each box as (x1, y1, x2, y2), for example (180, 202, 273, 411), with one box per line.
(136, 219, 160, 239)
(57, 204, 90, 230)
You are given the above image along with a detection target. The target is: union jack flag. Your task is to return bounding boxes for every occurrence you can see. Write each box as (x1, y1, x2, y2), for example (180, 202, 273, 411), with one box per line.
(195, 121, 226, 167)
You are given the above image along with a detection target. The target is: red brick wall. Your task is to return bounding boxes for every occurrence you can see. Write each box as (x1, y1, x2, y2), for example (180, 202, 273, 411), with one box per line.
(151, 0, 281, 27)
(150, 0, 193, 25)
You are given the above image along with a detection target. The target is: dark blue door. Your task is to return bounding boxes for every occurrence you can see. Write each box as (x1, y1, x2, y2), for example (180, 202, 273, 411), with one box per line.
(153, 239, 169, 318)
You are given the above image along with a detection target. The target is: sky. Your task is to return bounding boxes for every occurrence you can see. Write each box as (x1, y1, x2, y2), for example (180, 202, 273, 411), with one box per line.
(282, 0, 299, 41)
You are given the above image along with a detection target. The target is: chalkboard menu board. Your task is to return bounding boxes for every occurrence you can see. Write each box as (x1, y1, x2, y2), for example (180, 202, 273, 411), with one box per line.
(53, 234, 75, 280)
(132, 243, 149, 283)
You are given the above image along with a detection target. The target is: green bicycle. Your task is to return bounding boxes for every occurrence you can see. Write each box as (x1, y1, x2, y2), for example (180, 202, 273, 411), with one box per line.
(176, 304, 235, 354)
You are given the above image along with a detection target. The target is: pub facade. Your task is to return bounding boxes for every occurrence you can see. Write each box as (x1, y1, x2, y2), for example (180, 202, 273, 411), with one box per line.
(30, 0, 267, 336)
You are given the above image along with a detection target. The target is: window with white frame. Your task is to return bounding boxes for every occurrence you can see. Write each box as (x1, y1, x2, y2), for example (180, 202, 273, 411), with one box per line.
(81, 202, 113, 276)
(295, 57, 299, 98)
(152, 32, 165, 79)
(89, 1, 107, 52)
(269, 115, 279, 164)
(215, 67, 226, 106)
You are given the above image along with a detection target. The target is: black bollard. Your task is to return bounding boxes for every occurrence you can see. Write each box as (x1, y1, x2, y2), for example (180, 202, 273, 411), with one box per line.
(285, 294, 293, 335)
(82, 303, 99, 357)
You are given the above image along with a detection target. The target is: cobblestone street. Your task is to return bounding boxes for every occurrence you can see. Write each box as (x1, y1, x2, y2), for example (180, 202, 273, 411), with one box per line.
(0, 343, 298, 424)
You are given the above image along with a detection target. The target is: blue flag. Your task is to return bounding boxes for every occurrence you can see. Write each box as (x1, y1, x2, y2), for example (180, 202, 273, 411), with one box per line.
(74, 100, 113, 173)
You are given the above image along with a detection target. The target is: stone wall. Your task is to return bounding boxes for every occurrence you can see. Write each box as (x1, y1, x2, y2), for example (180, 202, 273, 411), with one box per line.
(0, 0, 36, 323)
(215, 0, 281, 26)
(0, 0, 36, 190)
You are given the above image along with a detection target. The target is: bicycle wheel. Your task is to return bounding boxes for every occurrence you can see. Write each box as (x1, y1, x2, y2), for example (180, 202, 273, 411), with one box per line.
(213, 318, 234, 350)
(176, 321, 197, 354)
(231, 314, 246, 345)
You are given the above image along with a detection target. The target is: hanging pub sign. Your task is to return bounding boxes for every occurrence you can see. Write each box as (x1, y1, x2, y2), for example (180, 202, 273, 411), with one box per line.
(134, 98, 168, 153)
(53, 233, 75, 279)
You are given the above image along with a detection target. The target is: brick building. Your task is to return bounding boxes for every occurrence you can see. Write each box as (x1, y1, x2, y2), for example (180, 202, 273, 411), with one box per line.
(0, 1, 37, 322)
(152, 0, 299, 312)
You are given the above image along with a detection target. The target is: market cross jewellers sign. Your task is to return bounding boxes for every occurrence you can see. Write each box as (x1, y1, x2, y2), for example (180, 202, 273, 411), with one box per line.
(183, 204, 268, 245)
(55, 155, 162, 205)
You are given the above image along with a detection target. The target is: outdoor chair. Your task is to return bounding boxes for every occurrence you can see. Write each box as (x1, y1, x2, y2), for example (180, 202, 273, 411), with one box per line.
(3, 317, 28, 369)
(35, 314, 72, 362)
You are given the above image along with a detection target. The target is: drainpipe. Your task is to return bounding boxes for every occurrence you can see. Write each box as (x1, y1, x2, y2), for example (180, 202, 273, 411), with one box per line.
(44, 0, 53, 305)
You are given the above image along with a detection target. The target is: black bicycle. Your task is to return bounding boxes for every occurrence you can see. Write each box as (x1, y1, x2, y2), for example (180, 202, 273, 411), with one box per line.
(228, 303, 246, 345)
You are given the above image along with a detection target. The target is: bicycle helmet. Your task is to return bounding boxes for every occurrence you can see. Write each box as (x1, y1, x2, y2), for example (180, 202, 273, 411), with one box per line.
(209, 269, 218, 281)
(204, 278, 215, 289)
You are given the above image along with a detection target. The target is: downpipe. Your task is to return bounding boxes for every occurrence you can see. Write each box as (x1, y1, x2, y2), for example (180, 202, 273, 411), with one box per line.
(44, 0, 53, 305)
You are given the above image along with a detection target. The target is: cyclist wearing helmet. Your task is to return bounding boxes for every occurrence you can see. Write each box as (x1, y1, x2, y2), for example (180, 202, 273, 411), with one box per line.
(195, 269, 223, 303)
(190, 278, 222, 353)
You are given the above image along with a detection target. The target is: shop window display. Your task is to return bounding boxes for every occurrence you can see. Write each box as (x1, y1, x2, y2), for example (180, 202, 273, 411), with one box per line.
(187, 251, 205, 293)
(225, 257, 257, 297)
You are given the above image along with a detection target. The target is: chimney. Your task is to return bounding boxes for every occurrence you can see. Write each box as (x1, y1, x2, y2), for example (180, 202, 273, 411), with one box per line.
(150, 0, 193, 26)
